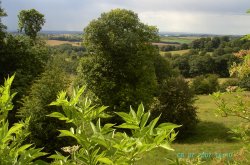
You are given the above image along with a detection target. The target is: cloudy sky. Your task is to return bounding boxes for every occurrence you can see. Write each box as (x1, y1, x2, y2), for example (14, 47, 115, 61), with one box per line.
(2, 0, 250, 35)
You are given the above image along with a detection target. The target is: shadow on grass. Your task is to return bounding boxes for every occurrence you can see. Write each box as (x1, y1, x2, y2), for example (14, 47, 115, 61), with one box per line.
(178, 121, 235, 144)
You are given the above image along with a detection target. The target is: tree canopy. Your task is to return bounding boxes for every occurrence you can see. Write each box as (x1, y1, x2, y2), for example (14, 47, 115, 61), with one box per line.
(79, 9, 160, 117)
(18, 9, 45, 40)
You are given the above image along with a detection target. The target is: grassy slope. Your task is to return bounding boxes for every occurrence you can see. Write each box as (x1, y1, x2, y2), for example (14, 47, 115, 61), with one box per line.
(137, 92, 250, 164)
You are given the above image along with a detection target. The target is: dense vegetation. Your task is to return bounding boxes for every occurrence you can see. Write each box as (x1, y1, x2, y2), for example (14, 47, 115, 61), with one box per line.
(77, 9, 197, 137)
(0, 1, 249, 164)
(164, 36, 250, 78)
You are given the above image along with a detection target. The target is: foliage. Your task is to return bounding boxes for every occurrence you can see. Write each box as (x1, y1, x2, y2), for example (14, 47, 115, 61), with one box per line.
(150, 77, 198, 139)
(230, 52, 250, 91)
(238, 76, 250, 91)
(154, 55, 177, 84)
(188, 54, 215, 77)
(18, 55, 75, 156)
(165, 36, 250, 78)
(212, 48, 250, 164)
(0, 34, 49, 124)
(18, 9, 45, 40)
(48, 86, 180, 164)
(79, 9, 159, 118)
(191, 74, 219, 94)
(212, 91, 250, 164)
(0, 1, 7, 44)
(230, 54, 250, 79)
(219, 78, 239, 92)
(0, 75, 47, 164)
(49, 43, 86, 55)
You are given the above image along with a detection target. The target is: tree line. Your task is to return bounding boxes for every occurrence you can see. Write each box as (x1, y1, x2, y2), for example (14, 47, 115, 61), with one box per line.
(164, 36, 250, 78)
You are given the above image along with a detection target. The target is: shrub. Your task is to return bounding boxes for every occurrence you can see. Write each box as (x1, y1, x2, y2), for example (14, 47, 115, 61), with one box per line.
(239, 76, 250, 91)
(230, 53, 250, 91)
(191, 74, 219, 94)
(48, 86, 180, 165)
(18, 55, 75, 156)
(212, 91, 250, 164)
(150, 77, 198, 139)
(219, 78, 239, 92)
(0, 75, 47, 164)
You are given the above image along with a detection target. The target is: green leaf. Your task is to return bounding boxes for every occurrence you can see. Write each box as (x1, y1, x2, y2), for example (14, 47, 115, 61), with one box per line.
(129, 106, 137, 120)
(48, 154, 68, 160)
(58, 130, 79, 141)
(47, 112, 72, 123)
(4, 123, 24, 141)
(33, 160, 50, 165)
(115, 112, 135, 123)
(157, 123, 181, 130)
(154, 133, 167, 145)
(148, 115, 160, 135)
(136, 103, 144, 120)
(116, 123, 139, 129)
(159, 142, 174, 151)
(90, 122, 97, 134)
(17, 144, 33, 153)
(91, 136, 109, 148)
(98, 157, 113, 164)
(140, 111, 150, 128)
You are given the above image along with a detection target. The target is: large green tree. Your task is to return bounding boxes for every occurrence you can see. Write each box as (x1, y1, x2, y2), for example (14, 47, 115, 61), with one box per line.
(0, 1, 6, 46)
(78, 9, 159, 119)
(18, 9, 45, 40)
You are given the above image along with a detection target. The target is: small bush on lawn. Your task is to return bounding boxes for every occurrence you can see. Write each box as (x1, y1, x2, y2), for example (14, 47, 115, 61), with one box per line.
(191, 74, 219, 94)
(150, 77, 198, 139)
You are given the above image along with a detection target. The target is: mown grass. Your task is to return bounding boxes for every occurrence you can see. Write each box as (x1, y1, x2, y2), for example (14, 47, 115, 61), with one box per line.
(137, 92, 250, 164)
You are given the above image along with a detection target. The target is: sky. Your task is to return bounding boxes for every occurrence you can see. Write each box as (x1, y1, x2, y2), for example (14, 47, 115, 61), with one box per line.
(1, 0, 250, 35)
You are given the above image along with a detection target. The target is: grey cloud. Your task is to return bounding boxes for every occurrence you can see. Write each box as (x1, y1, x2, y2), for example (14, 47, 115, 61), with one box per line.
(2, 0, 250, 34)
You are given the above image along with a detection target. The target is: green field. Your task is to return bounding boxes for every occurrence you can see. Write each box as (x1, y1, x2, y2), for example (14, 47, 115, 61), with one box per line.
(137, 92, 250, 165)
(160, 36, 199, 44)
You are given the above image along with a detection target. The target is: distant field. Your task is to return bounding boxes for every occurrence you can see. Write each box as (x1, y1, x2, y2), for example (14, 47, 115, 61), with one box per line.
(152, 42, 179, 46)
(160, 49, 190, 56)
(46, 40, 81, 46)
(137, 92, 250, 165)
(186, 78, 237, 85)
(160, 36, 199, 44)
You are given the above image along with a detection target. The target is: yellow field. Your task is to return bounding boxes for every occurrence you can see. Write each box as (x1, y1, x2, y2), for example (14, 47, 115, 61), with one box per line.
(46, 40, 80, 46)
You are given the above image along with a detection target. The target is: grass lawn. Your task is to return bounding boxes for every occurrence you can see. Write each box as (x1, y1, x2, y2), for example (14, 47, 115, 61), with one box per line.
(137, 92, 250, 164)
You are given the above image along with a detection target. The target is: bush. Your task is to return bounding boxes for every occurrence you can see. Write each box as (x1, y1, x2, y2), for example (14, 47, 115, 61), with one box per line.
(48, 87, 180, 164)
(191, 74, 219, 94)
(239, 76, 250, 91)
(18, 55, 76, 156)
(0, 75, 47, 164)
(219, 78, 239, 92)
(150, 77, 198, 139)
